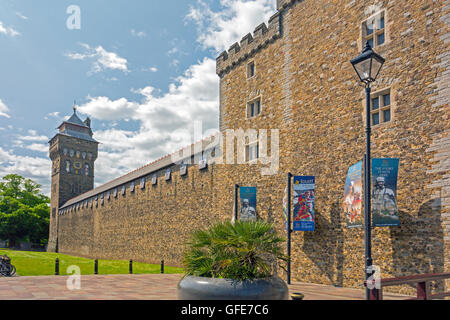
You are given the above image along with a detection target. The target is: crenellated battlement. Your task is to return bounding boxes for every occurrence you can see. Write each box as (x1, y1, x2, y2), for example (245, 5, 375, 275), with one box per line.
(216, 11, 282, 77)
(216, 0, 301, 77)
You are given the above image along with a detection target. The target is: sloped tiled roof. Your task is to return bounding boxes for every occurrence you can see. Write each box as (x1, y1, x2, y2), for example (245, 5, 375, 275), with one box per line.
(59, 129, 98, 143)
(66, 112, 88, 127)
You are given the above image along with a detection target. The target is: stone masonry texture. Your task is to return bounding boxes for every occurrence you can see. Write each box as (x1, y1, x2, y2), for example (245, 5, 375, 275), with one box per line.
(51, 0, 449, 295)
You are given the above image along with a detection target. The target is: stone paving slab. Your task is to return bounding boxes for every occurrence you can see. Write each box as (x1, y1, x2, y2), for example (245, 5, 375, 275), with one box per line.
(0, 274, 412, 300)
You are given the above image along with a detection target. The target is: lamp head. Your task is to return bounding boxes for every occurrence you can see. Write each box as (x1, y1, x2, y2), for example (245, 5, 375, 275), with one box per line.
(350, 41, 385, 84)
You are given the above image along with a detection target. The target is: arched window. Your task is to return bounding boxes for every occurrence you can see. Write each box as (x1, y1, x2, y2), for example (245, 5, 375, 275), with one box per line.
(84, 163, 90, 176)
(65, 160, 71, 173)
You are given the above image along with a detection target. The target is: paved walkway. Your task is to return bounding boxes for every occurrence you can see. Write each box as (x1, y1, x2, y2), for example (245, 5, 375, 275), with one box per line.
(0, 274, 412, 300)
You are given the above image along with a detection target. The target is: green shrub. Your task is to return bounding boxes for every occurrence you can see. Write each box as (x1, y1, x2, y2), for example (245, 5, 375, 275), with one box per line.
(183, 220, 287, 281)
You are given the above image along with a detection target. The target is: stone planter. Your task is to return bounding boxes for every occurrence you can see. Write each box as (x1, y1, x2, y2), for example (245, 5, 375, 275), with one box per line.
(178, 275, 289, 300)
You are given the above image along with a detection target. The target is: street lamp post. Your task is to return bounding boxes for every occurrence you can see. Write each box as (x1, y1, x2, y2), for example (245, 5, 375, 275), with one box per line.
(350, 41, 385, 300)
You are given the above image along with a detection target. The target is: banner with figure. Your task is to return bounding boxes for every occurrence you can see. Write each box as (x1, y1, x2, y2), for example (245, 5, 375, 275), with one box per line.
(372, 158, 400, 227)
(239, 187, 257, 222)
(293, 176, 315, 231)
(343, 161, 363, 228)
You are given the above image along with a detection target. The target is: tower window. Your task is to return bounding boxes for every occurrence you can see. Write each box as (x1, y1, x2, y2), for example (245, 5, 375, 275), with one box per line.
(65, 160, 71, 173)
(84, 163, 90, 176)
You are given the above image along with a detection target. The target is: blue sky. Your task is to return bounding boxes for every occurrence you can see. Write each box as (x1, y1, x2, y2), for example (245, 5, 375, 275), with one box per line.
(0, 0, 276, 194)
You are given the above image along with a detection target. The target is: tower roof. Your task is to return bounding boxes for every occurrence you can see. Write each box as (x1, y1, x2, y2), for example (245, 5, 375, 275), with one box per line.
(66, 111, 88, 127)
(58, 106, 89, 129)
(52, 105, 98, 144)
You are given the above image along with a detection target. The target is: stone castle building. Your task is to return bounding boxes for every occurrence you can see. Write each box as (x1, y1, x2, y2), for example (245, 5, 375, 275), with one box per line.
(48, 0, 449, 294)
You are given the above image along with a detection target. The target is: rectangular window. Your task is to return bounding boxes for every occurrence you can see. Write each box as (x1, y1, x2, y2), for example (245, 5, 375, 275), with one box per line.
(247, 98, 261, 118)
(372, 113, 380, 125)
(246, 142, 259, 162)
(370, 89, 392, 125)
(362, 10, 386, 48)
(383, 109, 391, 122)
(372, 97, 379, 110)
(383, 93, 390, 106)
(379, 16, 385, 29)
(377, 33, 385, 45)
(247, 62, 255, 78)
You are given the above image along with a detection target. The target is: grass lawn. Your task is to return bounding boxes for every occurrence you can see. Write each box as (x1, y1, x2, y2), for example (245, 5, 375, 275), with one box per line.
(0, 249, 184, 276)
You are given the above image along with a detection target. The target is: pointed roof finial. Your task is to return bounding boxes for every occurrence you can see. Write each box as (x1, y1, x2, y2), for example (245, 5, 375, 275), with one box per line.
(73, 100, 77, 113)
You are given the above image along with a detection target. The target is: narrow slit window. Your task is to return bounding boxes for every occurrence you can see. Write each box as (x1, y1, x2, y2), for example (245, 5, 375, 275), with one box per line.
(247, 62, 255, 78)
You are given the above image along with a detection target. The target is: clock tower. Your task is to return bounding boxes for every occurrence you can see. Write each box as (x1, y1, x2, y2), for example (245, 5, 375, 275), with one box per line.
(47, 106, 98, 252)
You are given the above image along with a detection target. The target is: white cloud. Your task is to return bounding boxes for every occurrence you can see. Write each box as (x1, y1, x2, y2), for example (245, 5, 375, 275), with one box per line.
(77, 57, 219, 186)
(16, 12, 28, 20)
(44, 111, 70, 122)
(131, 29, 146, 38)
(168, 47, 179, 55)
(0, 147, 51, 195)
(15, 130, 49, 143)
(66, 43, 129, 74)
(186, 0, 276, 53)
(16, 135, 49, 143)
(78, 96, 139, 121)
(170, 59, 180, 68)
(25, 143, 48, 153)
(145, 67, 158, 73)
(0, 21, 20, 37)
(44, 111, 60, 120)
(0, 99, 10, 118)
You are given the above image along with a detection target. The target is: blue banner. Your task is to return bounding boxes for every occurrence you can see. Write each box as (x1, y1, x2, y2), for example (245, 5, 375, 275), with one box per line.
(239, 187, 257, 222)
(372, 158, 400, 227)
(293, 176, 315, 231)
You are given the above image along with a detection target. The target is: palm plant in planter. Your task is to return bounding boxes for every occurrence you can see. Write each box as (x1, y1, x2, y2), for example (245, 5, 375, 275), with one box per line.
(178, 220, 289, 300)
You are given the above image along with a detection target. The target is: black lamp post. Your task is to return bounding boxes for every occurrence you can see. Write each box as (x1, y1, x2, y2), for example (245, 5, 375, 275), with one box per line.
(350, 41, 385, 300)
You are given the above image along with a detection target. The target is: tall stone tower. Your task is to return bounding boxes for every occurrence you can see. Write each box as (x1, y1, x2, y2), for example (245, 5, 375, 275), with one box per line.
(47, 106, 98, 252)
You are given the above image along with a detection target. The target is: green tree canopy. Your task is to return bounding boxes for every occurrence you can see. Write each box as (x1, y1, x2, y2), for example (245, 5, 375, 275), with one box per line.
(0, 174, 50, 247)
(0, 174, 49, 207)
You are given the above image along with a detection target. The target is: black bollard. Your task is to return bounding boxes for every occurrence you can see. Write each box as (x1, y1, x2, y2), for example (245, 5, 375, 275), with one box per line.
(55, 258, 59, 275)
(129, 259, 133, 274)
(161, 260, 164, 274)
(94, 259, 98, 275)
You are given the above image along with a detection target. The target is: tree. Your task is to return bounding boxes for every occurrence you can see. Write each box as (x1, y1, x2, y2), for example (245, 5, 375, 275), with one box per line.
(0, 174, 50, 247)
(0, 174, 49, 207)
